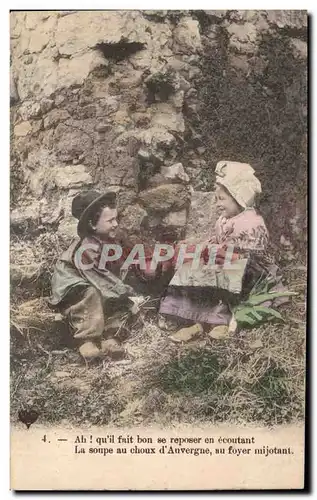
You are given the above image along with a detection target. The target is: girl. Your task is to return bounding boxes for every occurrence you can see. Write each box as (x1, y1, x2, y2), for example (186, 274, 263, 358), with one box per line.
(159, 161, 274, 341)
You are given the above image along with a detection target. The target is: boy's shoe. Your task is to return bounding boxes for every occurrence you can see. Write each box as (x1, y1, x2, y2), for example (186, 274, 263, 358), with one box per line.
(169, 323, 203, 343)
(101, 339, 125, 360)
(79, 341, 101, 361)
(207, 325, 230, 339)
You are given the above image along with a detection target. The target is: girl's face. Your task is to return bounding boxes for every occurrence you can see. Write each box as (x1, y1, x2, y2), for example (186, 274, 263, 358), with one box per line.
(215, 185, 242, 218)
(94, 207, 118, 239)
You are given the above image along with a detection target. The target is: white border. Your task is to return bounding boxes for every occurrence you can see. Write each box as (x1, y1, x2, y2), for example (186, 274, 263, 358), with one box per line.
(2, 2, 314, 497)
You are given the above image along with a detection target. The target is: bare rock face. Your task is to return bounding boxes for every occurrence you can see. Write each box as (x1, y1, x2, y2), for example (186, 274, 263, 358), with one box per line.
(266, 10, 307, 30)
(161, 163, 190, 184)
(139, 185, 190, 214)
(10, 9, 307, 282)
(51, 165, 93, 189)
(10, 72, 19, 105)
(14, 121, 32, 137)
(43, 109, 70, 129)
(290, 38, 307, 59)
(162, 209, 187, 229)
(54, 123, 93, 162)
(173, 18, 202, 55)
(227, 23, 258, 54)
(119, 204, 148, 234)
(186, 191, 218, 241)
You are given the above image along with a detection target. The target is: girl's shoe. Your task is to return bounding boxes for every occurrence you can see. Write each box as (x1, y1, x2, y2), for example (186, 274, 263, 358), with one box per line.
(207, 325, 230, 339)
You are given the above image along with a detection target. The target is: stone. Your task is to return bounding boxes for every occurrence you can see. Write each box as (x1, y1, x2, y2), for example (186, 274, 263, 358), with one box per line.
(113, 110, 131, 127)
(139, 184, 190, 213)
(117, 127, 176, 163)
(266, 10, 307, 30)
(229, 54, 250, 73)
(119, 204, 148, 233)
(14, 49, 108, 100)
(186, 191, 218, 241)
(133, 112, 151, 128)
(18, 101, 42, 121)
(147, 173, 169, 188)
(55, 11, 132, 56)
(74, 104, 96, 120)
(161, 163, 190, 183)
(28, 27, 49, 53)
(57, 217, 78, 240)
(52, 164, 93, 189)
(142, 10, 168, 19)
(115, 188, 137, 211)
(247, 55, 268, 76)
(10, 201, 41, 229)
(162, 209, 187, 228)
(171, 90, 185, 110)
(204, 10, 228, 19)
(227, 10, 269, 30)
(167, 58, 190, 74)
(31, 119, 43, 134)
(95, 122, 112, 133)
(113, 70, 144, 90)
(137, 149, 151, 162)
(227, 23, 258, 54)
(54, 123, 93, 162)
(10, 72, 19, 105)
(14, 121, 32, 137)
(43, 108, 70, 129)
(96, 96, 120, 116)
(55, 95, 65, 106)
(24, 55, 33, 65)
(152, 110, 185, 133)
(173, 18, 202, 54)
(290, 38, 307, 59)
(39, 197, 64, 225)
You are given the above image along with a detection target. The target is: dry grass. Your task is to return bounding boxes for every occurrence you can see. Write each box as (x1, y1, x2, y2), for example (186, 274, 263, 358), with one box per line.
(10, 264, 306, 428)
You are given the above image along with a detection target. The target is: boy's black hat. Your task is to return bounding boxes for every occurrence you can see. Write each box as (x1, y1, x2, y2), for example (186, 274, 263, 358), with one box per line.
(72, 190, 117, 238)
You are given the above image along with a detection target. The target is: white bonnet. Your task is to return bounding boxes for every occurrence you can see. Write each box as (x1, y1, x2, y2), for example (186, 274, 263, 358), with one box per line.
(215, 161, 262, 208)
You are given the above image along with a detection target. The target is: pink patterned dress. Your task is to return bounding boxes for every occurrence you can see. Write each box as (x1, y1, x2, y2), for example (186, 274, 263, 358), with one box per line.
(159, 208, 272, 325)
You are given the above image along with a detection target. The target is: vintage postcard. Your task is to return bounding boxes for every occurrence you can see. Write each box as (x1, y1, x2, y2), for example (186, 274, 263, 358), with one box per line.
(10, 9, 307, 490)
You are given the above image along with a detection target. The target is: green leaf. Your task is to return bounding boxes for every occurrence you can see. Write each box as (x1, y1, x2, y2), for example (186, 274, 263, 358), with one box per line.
(249, 273, 267, 295)
(249, 310, 263, 321)
(253, 306, 285, 322)
(234, 307, 257, 326)
(246, 291, 297, 306)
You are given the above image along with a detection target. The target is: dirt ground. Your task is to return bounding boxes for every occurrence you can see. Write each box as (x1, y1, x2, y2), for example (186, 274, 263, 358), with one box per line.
(10, 264, 306, 429)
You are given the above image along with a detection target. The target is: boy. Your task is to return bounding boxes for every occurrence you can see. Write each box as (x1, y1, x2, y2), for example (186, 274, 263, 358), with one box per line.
(49, 190, 138, 361)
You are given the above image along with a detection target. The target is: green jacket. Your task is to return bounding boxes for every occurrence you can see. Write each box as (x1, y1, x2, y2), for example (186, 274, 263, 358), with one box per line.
(49, 237, 134, 307)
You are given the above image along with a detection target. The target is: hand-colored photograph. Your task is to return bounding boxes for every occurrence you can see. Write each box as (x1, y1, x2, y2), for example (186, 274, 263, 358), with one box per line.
(10, 9, 308, 490)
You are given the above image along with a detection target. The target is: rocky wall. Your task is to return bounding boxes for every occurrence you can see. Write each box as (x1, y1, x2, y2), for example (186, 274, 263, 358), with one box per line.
(10, 10, 307, 281)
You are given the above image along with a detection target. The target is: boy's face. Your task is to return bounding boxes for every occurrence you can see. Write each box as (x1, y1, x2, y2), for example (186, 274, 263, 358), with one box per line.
(95, 207, 118, 239)
(215, 185, 242, 219)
